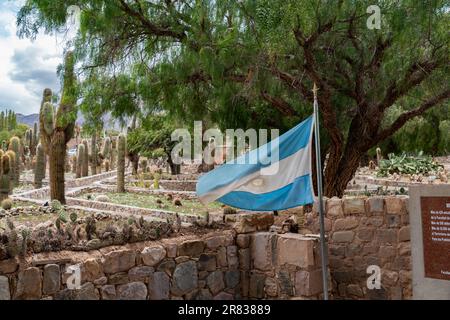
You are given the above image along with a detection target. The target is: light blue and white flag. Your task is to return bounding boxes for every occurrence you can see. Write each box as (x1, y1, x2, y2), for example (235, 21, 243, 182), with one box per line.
(196, 115, 315, 211)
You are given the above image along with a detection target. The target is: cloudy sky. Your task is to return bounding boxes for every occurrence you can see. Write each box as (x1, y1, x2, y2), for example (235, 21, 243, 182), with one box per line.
(0, 0, 66, 115)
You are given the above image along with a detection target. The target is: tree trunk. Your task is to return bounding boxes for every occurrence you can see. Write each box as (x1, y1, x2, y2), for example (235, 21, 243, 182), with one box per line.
(49, 130, 66, 204)
(167, 155, 180, 175)
(91, 134, 97, 175)
(324, 147, 362, 197)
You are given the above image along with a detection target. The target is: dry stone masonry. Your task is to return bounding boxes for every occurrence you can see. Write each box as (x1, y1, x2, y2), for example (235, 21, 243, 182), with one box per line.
(308, 195, 411, 300)
(0, 223, 325, 300)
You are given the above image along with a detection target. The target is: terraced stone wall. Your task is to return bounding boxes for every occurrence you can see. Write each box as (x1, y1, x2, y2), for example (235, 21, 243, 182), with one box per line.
(0, 228, 324, 300)
(308, 195, 411, 300)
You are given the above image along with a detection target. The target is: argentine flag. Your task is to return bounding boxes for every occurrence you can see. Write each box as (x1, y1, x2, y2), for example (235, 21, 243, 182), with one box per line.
(196, 115, 315, 211)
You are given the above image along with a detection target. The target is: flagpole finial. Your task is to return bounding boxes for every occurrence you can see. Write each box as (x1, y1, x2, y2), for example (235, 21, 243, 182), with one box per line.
(312, 83, 319, 98)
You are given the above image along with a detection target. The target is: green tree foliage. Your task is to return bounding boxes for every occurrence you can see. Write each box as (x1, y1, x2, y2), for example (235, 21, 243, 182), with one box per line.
(127, 114, 181, 174)
(17, 0, 449, 196)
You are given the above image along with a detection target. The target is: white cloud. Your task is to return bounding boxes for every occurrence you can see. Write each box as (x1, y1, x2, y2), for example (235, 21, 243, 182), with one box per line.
(0, 0, 66, 115)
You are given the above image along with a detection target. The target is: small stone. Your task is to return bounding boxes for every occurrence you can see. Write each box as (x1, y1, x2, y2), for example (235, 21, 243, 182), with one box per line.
(264, 277, 278, 297)
(385, 197, 406, 214)
(172, 261, 198, 296)
(386, 214, 400, 227)
(236, 234, 250, 248)
(15, 267, 42, 300)
(367, 197, 384, 214)
(76, 282, 100, 300)
(108, 272, 129, 285)
(343, 197, 365, 215)
(397, 242, 411, 256)
(326, 198, 343, 217)
(82, 258, 103, 282)
(333, 217, 359, 231)
(177, 240, 205, 257)
(238, 248, 250, 270)
(398, 226, 410, 242)
(207, 271, 225, 295)
(399, 270, 411, 284)
(0, 276, 10, 300)
(205, 236, 225, 249)
(195, 289, 213, 300)
(157, 259, 176, 275)
(198, 253, 216, 271)
(360, 216, 384, 227)
(141, 245, 166, 267)
(226, 246, 239, 270)
(240, 271, 250, 297)
(346, 284, 363, 297)
(213, 292, 234, 300)
(249, 273, 265, 298)
(295, 270, 323, 297)
(100, 285, 116, 300)
(332, 231, 355, 243)
(376, 229, 397, 245)
(382, 270, 399, 286)
(175, 256, 190, 264)
(165, 243, 177, 258)
(225, 271, 240, 289)
(251, 232, 274, 271)
(116, 282, 147, 300)
(357, 227, 374, 242)
(148, 272, 170, 300)
(216, 247, 227, 267)
(278, 270, 294, 296)
(93, 276, 107, 286)
(277, 233, 315, 268)
(362, 244, 378, 255)
(128, 266, 154, 282)
(103, 249, 136, 274)
(233, 212, 274, 233)
(43, 264, 60, 295)
(379, 246, 396, 259)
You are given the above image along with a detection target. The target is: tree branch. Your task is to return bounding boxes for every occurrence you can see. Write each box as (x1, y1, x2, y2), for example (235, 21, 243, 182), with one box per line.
(373, 89, 450, 144)
(260, 91, 298, 116)
(118, 0, 186, 40)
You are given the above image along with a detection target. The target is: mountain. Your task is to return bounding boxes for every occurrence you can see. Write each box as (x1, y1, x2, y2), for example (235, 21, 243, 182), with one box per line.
(16, 113, 40, 127)
(16, 112, 123, 130)
(16, 112, 85, 128)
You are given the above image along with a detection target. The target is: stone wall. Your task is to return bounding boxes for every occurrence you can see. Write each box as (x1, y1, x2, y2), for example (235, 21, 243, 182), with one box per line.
(308, 195, 411, 300)
(0, 229, 324, 300)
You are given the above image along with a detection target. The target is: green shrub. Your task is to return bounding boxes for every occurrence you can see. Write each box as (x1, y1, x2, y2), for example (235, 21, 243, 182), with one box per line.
(377, 152, 443, 177)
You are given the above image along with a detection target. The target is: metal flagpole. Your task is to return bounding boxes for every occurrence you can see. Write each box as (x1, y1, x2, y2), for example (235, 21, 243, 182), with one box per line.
(312, 83, 329, 300)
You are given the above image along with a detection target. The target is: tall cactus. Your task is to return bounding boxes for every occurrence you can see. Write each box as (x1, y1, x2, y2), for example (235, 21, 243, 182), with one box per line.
(5, 151, 16, 193)
(90, 134, 97, 175)
(117, 133, 126, 193)
(76, 144, 85, 179)
(82, 139, 89, 177)
(102, 137, 111, 159)
(33, 122, 38, 154)
(8, 137, 20, 186)
(376, 147, 382, 166)
(25, 129, 32, 153)
(39, 51, 77, 204)
(0, 151, 11, 201)
(34, 143, 46, 188)
(71, 155, 77, 174)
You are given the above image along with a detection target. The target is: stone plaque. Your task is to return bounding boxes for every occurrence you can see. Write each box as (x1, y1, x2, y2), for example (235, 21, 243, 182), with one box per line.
(420, 196, 450, 280)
